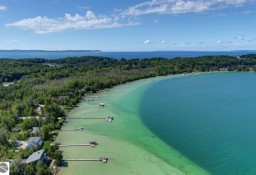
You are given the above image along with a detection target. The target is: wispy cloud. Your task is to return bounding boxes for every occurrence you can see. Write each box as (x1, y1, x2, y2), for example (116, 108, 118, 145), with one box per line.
(0, 5, 6, 11)
(235, 35, 245, 40)
(119, 0, 255, 17)
(216, 40, 233, 45)
(144, 39, 151, 44)
(6, 11, 139, 34)
(241, 10, 253, 14)
(216, 40, 225, 44)
(0, 40, 21, 44)
(161, 40, 166, 44)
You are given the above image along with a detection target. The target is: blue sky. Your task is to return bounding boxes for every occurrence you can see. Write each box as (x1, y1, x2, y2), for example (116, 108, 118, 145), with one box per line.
(0, 0, 256, 51)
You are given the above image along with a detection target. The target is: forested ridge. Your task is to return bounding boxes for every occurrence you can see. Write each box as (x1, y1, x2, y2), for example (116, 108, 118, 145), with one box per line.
(1, 54, 256, 174)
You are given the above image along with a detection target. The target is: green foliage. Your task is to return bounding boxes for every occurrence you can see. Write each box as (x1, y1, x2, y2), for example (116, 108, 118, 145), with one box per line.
(21, 118, 39, 130)
(24, 163, 36, 175)
(10, 159, 25, 175)
(36, 160, 51, 175)
(0, 129, 9, 145)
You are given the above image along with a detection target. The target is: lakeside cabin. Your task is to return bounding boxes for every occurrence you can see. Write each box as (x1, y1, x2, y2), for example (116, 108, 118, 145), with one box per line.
(98, 103, 105, 108)
(26, 149, 46, 164)
(106, 116, 114, 122)
(30, 127, 42, 135)
(19, 116, 46, 121)
(26, 137, 43, 149)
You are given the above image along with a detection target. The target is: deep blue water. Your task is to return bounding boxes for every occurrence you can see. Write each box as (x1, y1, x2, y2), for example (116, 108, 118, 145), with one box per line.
(0, 50, 255, 59)
(140, 72, 256, 175)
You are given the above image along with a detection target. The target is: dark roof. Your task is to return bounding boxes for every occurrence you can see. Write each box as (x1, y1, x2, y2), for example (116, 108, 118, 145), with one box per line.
(27, 137, 43, 149)
(30, 127, 42, 134)
(26, 149, 45, 164)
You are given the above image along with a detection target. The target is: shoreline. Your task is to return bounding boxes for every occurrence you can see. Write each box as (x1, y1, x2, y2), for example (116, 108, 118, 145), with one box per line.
(56, 74, 211, 175)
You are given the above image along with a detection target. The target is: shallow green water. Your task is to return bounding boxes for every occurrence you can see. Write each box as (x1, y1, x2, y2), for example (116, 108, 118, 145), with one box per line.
(57, 77, 209, 175)
(141, 72, 256, 175)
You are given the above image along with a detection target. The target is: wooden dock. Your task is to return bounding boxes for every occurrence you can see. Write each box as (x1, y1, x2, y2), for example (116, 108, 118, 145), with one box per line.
(65, 116, 114, 122)
(66, 117, 105, 119)
(59, 144, 91, 147)
(62, 157, 108, 163)
(58, 141, 97, 147)
(61, 129, 83, 131)
(61, 127, 84, 131)
(63, 158, 100, 161)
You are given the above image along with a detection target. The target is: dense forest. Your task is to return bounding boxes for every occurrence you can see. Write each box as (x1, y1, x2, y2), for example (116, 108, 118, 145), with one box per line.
(1, 54, 256, 175)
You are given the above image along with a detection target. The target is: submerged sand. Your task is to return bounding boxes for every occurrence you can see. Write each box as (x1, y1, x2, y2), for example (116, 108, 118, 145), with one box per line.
(56, 76, 210, 175)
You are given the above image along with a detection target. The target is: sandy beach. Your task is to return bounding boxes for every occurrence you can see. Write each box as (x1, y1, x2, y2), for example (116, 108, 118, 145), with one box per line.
(56, 76, 209, 175)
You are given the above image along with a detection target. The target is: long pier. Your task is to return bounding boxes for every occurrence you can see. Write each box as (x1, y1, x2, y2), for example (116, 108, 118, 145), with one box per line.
(61, 127, 84, 131)
(61, 129, 83, 131)
(59, 144, 91, 147)
(65, 116, 114, 122)
(58, 141, 97, 147)
(62, 157, 108, 163)
(63, 159, 100, 161)
(66, 117, 105, 119)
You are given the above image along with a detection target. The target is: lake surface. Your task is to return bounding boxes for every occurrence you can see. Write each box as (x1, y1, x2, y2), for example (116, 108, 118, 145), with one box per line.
(0, 50, 255, 59)
(140, 72, 256, 175)
(57, 76, 209, 175)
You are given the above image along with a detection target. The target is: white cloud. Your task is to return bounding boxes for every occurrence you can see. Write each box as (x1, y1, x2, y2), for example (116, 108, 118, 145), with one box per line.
(216, 40, 232, 44)
(161, 40, 166, 44)
(144, 39, 151, 44)
(216, 40, 225, 44)
(119, 0, 255, 17)
(6, 11, 139, 34)
(0, 40, 21, 44)
(0, 5, 6, 11)
(241, 10, 253, 14)
(235, 35, 245, 40)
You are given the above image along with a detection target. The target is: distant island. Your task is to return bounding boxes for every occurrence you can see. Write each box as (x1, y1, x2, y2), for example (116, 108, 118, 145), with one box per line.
(1, 54, 256, 174)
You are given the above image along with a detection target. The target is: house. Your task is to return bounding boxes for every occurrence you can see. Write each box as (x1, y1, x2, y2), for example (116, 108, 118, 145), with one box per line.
(30, 127, 42, 135)
(26, 137, 43, 149)
(19, 116, 46, 121)
(58, 96, 70, 102)
(79, 89, 86, 93)
(12, 128, 21, 132)
(26, 149, 46, 164)
(36, 105, 44, 115)
(15, 140, 28, 149)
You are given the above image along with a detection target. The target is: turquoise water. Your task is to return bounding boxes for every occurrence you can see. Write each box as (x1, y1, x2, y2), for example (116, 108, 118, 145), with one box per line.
(57, 77, 209, 175)
(140, 72, 256, 175)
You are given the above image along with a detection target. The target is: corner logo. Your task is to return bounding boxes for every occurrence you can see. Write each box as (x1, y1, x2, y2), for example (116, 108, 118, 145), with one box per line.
(0, 162, 9, 175)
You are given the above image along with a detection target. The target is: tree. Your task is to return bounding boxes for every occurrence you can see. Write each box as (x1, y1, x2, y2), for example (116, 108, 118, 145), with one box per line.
(36, 160, 50, 175)
(24, 163, 36, 175)
(53, 150, 63, 165)
(10, 158, 25, 175)
(0, 129, 9, 146)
